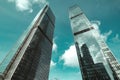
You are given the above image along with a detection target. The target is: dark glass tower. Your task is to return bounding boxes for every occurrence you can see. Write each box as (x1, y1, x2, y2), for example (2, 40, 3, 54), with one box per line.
(68, 5, 117, 80)
(0, 4, 55, 80)
(76, 43, 110, 80)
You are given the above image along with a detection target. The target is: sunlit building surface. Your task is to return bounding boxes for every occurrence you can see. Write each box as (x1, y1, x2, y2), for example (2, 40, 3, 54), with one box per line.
(0, 5, 55, 80)
(98, 40, 120, 79)
(69, 5, 120, 80)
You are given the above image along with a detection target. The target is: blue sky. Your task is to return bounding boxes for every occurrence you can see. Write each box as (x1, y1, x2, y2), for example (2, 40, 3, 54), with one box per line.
(0, 0, 120, 80)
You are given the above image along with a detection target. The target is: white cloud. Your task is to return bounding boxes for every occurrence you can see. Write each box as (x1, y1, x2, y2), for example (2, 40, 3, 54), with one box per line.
(50, 60, 56, 67)
(29, 9, 33, 13)
(16, 0, 32, 12)
(8, 0, 47, 12)
(52, 40, 57, 52)
(111, 34, 120, 43)
(91, 20, 101, 27)
(101, 30, 112, 41)
(60, 45, 79, 67)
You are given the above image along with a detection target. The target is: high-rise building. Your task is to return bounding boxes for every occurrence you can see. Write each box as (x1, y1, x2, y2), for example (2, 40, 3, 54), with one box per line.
(98, 40, 120, 79)
(0, 4, 55, 80)
(75, 43, 110, 80)
(69, 5, 119, 80)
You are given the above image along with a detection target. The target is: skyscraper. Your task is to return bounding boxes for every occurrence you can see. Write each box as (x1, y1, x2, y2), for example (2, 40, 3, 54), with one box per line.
(98, 40, 120, 79)
(69, 5, 119, 80)
(76, 43, 110, 80)
(0, 4, 55, 80)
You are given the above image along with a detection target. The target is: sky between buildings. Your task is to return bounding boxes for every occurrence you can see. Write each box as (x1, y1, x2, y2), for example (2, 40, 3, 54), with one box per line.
(0, 0, 120, 80)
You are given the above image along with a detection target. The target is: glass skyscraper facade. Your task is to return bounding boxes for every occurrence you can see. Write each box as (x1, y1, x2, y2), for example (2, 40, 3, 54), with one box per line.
(98, 40, 120, 79)
(69, 5, 120, 80)
(76, 43, 110, 80)
(0, 4, 55, 80)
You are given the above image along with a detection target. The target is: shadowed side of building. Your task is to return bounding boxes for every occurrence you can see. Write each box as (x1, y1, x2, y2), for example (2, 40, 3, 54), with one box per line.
(0, 4, 55, 80)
